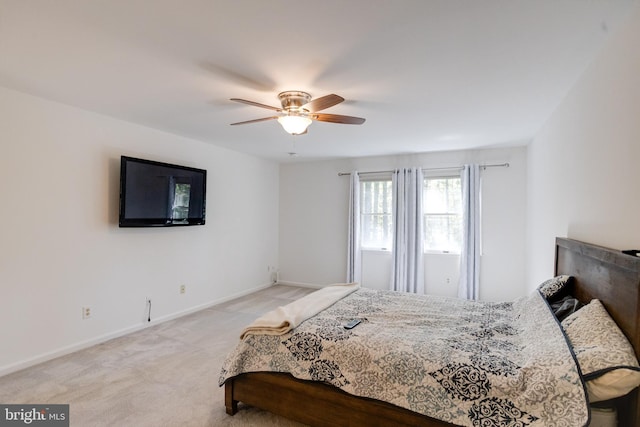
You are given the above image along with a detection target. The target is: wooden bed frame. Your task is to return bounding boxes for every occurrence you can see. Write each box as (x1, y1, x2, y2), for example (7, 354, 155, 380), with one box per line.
(224, 238, 640, 426)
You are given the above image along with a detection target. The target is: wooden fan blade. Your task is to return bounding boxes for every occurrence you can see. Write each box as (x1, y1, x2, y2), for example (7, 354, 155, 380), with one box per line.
(311, 113, 365, 125)
(230, 98, 281, 111)
(230, 116, 279, 126)
(303, 94, 344, 112)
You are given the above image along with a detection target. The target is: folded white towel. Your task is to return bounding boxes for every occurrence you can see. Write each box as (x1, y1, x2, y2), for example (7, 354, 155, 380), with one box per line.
(240, 282, 360, 339)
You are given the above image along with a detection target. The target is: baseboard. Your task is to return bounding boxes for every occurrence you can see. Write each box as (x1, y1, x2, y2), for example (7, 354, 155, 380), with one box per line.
(275, 280, 324, 289)
(0, 282, 274, 377)
(0, 323, 150, 378)
(147, 281, 274, 325)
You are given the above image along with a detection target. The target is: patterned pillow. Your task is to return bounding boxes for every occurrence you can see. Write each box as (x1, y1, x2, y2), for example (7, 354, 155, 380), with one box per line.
(562, 299, 640, 402)
(537, 275, 573, 301)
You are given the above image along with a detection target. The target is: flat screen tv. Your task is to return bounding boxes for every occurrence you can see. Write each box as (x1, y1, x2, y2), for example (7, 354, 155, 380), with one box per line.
(119, 156, 206, 227)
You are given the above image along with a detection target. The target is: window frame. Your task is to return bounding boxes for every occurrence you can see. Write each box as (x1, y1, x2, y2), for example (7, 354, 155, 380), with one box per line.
(357, 171, 466, 255)
(359, 174, 393, 251)
(422, 174, 463, 255)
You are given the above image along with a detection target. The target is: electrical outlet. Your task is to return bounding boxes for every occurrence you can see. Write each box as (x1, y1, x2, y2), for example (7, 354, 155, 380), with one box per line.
(82, 306, 91, 319)
(180, 285, 186, 294)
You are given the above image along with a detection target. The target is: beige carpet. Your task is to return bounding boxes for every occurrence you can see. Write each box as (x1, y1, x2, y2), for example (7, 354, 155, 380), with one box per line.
(0, 285, 315, 426)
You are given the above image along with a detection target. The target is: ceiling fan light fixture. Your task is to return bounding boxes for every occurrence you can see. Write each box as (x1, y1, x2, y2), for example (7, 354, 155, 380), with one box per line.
(230, 91, 364, 132)
(277, 115, 312, 135)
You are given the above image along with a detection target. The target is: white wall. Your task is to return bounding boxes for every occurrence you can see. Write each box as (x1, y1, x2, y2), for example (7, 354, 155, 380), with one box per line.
(0, 87, 279, 374)
(526, 4, 640, 290)
(279, 146, 527, 301)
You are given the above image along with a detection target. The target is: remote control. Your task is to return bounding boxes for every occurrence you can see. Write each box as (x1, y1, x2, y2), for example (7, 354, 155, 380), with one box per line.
(343, 319, 361, 329)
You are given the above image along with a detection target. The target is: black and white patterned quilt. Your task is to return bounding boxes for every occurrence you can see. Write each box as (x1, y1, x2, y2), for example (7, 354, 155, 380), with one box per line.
(219, 289, 588, 426)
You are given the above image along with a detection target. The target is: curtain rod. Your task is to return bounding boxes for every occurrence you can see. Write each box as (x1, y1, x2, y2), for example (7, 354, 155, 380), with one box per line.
(337, 162, 509, 177)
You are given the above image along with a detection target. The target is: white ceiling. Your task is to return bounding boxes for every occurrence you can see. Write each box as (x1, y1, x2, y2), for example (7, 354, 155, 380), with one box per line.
(0, 0, 635, 162)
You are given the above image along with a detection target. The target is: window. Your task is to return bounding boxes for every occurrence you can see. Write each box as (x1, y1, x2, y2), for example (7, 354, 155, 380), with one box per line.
(360, 179, 392, 249)
(359, 174, 464, 253)
(171, 182, 191, 220)
(423, 177, 462, 253)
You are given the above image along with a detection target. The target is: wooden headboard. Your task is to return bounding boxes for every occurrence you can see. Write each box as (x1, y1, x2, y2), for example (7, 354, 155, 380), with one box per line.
(554, 237, 640, 426)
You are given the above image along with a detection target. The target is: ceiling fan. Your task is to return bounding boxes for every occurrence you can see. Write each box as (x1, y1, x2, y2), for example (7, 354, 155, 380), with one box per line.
(230, 91, 365, 135)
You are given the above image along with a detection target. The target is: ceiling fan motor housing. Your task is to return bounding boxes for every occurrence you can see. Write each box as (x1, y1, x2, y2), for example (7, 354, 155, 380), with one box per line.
(278, 91, 311, 113)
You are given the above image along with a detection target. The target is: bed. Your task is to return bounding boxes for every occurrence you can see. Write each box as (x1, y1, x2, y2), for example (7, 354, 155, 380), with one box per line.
(220, 238, 640, 426)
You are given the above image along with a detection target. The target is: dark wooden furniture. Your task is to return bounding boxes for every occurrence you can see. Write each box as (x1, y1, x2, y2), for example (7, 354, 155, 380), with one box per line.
(555, 237, 640, 427)
(224, 237, 640, 426)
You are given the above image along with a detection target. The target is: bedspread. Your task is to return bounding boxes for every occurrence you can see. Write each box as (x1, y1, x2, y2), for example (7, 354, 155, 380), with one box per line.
(219, 288, 588, 426)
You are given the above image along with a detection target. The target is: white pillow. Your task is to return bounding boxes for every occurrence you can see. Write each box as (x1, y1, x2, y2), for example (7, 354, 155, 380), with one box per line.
(587, 368, 640, 402)
(561, 299, 640, 402)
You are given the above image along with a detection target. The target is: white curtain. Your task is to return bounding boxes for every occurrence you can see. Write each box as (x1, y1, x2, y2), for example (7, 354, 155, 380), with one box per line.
(346, 171, 361, 283)
(459, 164, 481, 300)
(390, 168, 424, 293)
